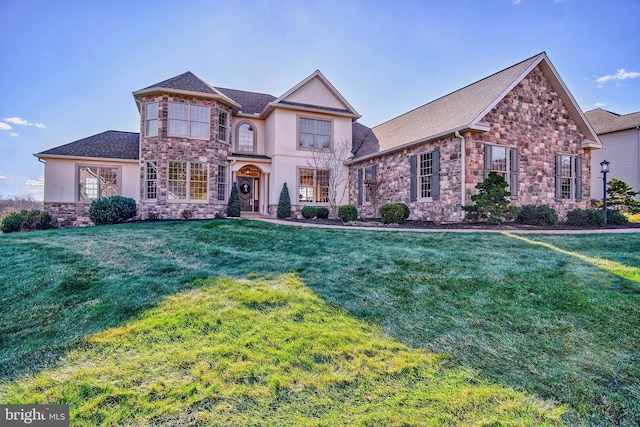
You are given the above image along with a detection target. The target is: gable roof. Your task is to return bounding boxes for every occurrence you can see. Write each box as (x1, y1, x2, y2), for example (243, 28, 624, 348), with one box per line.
(367, 52, 601, 158)
(35, 131, 140, 161)
(585, 108, 640, 134)
(215, 87, 277, 115)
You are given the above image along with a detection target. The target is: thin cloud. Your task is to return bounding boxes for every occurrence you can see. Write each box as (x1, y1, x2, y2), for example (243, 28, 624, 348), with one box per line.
(9, 132, 18, 137)
(596, 68, 640, 84)
(512, 0, 522, 4)
(35, 123, 46, 128)
(4, 117, 32, 126)
(593, 102, 606, 109)
(25, 176, 45, 201)
(0, 171, 6, 180)
(0, 122, 12, 131)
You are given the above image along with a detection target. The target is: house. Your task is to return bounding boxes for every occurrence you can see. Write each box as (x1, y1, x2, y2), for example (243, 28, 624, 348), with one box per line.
(35, 52, 601, 226)
(348, 52, 602, 221)
(584, 108, 640, 200)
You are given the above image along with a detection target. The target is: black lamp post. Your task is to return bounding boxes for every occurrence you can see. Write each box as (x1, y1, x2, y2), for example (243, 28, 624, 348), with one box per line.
(600, 160, 610, 225)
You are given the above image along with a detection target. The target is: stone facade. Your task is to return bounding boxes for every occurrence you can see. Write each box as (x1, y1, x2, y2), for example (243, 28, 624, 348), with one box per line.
(350, 65, 592, 222)
(45, 202, 94, 227)
(138, 95, 232, 220)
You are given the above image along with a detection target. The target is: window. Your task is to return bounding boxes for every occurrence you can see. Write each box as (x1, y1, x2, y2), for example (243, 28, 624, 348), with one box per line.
(298, 117, 331, 149)
(363, 165, 376, 203)
(484, 145, 519, 197)
(146, 102, 158, 137)
(555, 155, 583, 201)
(145, 161, 158, 200)
(78, 166, 119, 201)
(218, 110, 228, 142)
(299, 168, 329, 203)
(217, 165, 227, 201)
(168, 103, 210, 139)
(419, 152, 434, 198)
(237, 123, 255, 152)
(168, 161, 208, 201)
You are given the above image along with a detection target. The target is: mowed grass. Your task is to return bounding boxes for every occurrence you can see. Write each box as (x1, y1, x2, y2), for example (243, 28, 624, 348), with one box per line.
(1, 220, 640, 425)
(0, 274, 562, 426)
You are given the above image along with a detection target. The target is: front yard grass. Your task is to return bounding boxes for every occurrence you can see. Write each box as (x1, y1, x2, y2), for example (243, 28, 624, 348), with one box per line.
(1, 220, 639, 425)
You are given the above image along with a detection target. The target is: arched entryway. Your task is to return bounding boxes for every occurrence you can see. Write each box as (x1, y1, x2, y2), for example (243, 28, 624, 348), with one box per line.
(236, 165, 261, 212)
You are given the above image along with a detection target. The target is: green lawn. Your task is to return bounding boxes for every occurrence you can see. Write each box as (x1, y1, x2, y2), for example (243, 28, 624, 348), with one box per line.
(1, 220, 639, 426)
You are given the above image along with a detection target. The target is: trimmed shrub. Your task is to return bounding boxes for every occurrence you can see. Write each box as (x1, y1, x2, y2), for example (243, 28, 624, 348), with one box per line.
(468, 172, 512, 225)
(606, 209, 629, 226)
(89, 196, 137, 225)
(398, 203, 410, 220)
(566, 209, 604, 227)
(277, 183, 291, 219)
(379, 203, 405, 224)
(301, 206, 317, 219)
(315, 207, 329, 219)
(515, 205, 558, 226)
(338, 205, 358, 222)
(1, 209, 52, 233)
(227, 182, 241, 217)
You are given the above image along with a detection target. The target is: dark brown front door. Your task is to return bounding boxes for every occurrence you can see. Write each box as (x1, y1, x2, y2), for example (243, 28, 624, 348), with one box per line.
(238, 177, 259, 212)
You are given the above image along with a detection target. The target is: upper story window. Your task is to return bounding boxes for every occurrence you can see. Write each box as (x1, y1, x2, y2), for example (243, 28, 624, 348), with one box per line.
(237, 123, 256, 152)
(218, 110, 228, 142)
(168, 103, 210, 139)
(145, 102, 158, 137)
(78, 166, 120, 201)
(298, 117, 331, 149)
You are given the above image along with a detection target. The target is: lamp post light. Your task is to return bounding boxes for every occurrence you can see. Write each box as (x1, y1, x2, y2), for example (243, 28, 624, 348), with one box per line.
(600, 160, 610, 225)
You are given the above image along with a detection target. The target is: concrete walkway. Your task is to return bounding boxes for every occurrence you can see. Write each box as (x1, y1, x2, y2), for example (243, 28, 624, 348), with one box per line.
(257, 218, 640, 235)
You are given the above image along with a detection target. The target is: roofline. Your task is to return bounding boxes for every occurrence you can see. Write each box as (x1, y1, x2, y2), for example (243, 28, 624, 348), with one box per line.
(33, 153, 139, 163)
(346, 123, 490, 165)
(261, 101, 361, 120)
(132, 87, 242, 110)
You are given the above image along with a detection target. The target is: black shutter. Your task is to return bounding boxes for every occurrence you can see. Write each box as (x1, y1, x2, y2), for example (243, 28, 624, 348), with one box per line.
(575, 156, 583, 202)
(484, 145, 492, 178)
(410, 155, 417, 202)
(432, 149, 440, 200)
(555, 154, 563, 202)
(357, 168, 363, 205)
(510, 147, 519, 199)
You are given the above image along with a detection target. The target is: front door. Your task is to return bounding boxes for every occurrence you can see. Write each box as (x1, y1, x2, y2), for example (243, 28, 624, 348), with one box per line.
(238, 177, 259, 212)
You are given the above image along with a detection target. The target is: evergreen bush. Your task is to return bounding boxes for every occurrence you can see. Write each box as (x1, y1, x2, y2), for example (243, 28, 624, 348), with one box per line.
(89, 196, 137, 225)
(566, 209, 604, 227)
(606, 209, 629, 225)
(227, 182, 241, 217)
(466, 172, 512, 225)
(277, 183, 291, 219)
(398, 203, 410, 220)
(1, 209, 52, 233)
(315, 207, 329, 219)
(338, 205, 358, 222)
(515, 205, 558, 226)
(379, 203, 405, 224)
(301, 206, 317, 219)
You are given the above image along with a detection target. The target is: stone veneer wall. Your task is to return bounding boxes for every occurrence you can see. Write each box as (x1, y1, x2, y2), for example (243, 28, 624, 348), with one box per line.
(45, 202, 94, 227)
(138, 94, 232, 220)
(349, 65, 593, 222)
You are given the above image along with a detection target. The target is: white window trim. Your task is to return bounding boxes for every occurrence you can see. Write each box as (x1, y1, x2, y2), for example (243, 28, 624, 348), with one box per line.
(144, 161, 158, 200)
(235, 121, 257, 153)
(218, 109, 229, 143)
(168, 102, 210, 140)
(167, 161, 210, 203)
(298, 167, 330, 204)
(145, 102, 158, 137)
(418, 151, 434, 200)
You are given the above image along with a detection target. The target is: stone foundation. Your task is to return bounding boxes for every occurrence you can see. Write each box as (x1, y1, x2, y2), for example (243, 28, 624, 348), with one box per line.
(44, 202, 93, 227)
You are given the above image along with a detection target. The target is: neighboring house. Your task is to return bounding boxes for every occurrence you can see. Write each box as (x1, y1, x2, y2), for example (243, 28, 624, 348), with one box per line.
(36, 52, 602, 226)
(348, 52, 601, 221)
(584, 108, 640, 200)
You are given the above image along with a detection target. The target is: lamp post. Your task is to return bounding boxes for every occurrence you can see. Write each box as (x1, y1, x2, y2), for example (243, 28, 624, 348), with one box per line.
(600, 160, 610, 225)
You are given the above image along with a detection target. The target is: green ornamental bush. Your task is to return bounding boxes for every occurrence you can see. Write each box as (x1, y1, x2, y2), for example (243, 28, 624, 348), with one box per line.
(379, 203, 405, 224)
(466, 172, 512, 225)
(315, 207, 329, 219)
(566, 208, 604, 227)
(398, 203, 410, 220)
(338, 205, 358, 222)
(227, 182, 241, 217)
(515, 205, 558, 226)
(606, 209, 629, 226)
(301, 206, 317, 219)
(1, 209, 52, 233)
(89, 196, 137, 225)
(277, 183, 291, 219)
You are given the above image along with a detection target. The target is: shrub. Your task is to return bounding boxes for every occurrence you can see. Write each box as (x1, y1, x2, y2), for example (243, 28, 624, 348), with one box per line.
(338, 205, 358, 222)
(606, 209, 629, 226)
(603, 178, 640, 214)
(88, 196, 137, 225)
(566, 209, 604, 227)
(301, 206, 317, 219)
(398, 203, 410, 220)
(1, 209, 52, 233)
(379, 203, 405, 224)
(277, 183, 291, 219)
(468, 172, 512, 225)
(315, 207, 329, 219)
(227, 182, 241, 217)
(515, 205, 558, 226)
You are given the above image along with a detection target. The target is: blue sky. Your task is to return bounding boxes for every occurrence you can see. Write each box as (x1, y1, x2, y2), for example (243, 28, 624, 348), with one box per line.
(1, 0, 638, 199)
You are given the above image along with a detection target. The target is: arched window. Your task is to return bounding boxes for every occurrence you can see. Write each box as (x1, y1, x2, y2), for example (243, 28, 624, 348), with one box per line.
(237, 123, 255, 152)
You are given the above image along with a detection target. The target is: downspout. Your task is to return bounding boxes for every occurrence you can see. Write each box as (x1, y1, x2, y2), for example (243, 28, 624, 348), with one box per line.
(455, 130, 466, 220)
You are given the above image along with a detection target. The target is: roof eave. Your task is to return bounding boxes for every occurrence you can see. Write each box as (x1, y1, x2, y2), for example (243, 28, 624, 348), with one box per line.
(581, 140, 603, 150)
(34, 153, 139, 163)
(132, 87, 242, 111)
(261, 101, 361, 120)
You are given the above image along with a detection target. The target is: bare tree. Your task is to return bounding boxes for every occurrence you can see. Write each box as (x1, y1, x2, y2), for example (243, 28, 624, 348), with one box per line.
(307, 138, 352, 218)
(364, 174, 387, 217)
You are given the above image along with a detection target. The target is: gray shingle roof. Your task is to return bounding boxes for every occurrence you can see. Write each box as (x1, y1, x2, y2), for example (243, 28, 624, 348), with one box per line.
(215, 87, 276, 115)
(585, 108, 640, 134)
(372, 54, 543, 152)
(141, 71, 217, 94)
(352, 122, 379, 157)
(37, 131, 140, 160)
